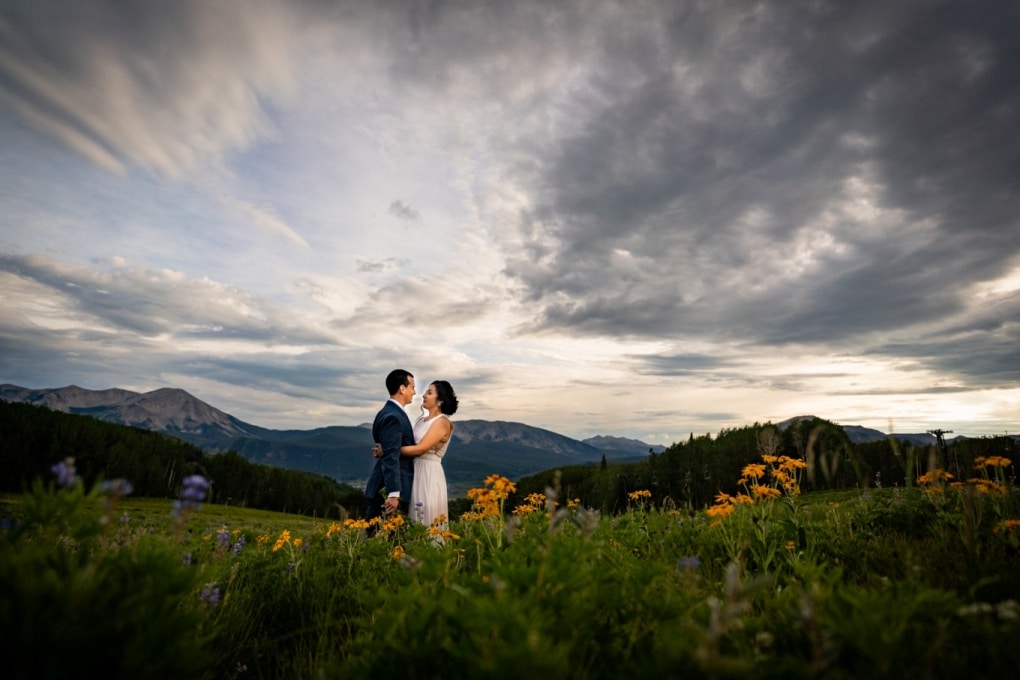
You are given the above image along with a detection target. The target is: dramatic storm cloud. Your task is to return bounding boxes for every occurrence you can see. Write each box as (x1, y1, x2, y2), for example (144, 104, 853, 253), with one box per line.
(1, 0, 1017, 442)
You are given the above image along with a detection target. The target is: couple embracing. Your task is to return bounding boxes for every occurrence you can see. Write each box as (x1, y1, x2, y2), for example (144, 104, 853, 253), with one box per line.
(365, 369, 458, 528)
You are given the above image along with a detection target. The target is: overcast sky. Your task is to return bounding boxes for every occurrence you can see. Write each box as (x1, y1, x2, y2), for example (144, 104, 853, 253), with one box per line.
(1, 0, 1018, 445)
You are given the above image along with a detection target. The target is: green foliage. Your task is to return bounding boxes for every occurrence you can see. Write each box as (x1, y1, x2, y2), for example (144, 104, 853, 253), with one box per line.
(0, 479, 212, 679)
(0, 400, 365, 518)
(2, 441, 1019, 678)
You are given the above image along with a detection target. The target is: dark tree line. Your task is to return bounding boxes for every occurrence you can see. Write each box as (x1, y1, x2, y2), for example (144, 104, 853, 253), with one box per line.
(0, 401, 366, 518)
(511, 417, 1016, 514)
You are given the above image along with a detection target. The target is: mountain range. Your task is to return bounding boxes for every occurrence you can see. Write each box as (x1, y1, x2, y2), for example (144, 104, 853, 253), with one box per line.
(0, 384, 663, 494)
(0, 384, 969, 493)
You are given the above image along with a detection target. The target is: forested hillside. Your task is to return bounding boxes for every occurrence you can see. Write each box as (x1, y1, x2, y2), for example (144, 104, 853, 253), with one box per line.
(510, 417, 1016, 513)
(0, 401, 367, 517)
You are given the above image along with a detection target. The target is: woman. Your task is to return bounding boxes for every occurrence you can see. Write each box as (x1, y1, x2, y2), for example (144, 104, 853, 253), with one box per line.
(379, 380, 458, 528)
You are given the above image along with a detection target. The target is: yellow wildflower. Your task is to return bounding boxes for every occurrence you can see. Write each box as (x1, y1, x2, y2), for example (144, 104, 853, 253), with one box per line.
(391, 545, 405, 561)
(706, 503, 735, 519)
(974, 456, 1012, 469)
(752, 485, 782, 500)
(272, 529, 291, 552)
(741, 463, 766, 480)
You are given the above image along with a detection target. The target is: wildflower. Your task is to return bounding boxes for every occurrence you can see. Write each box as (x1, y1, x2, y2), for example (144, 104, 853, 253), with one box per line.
(513, 493, 546, 515)
(628, 489, 652, 501)
(272, 530, 291, 552)
(50, 457, 78, 488)
(785, 540, 796, 551)
(677, 555, 701, 571)
(343, 518, 371, 532)
(172, 474, 210, 517)
(381, 515, 405, 533)
(232, 536, 246, 555)
(392, 545, 405, 561)
(484, 474, 517, 495)
(99, 478, 134, 497)
(181, 552, 193, 566)
(256, 534, 270, 547)
(752, 485, 782, 500)
(216, 526, 231, 550)
(706, 503, 735, 519)
(741, 463, 766, 480)
(567, 498, 581, 511)
(778, 456, 808, 472)
(200, 582, 220, 607)
(970, 479, 1007, 495)
(917, 469, 953, 485)
(974, 456, 1012, 469)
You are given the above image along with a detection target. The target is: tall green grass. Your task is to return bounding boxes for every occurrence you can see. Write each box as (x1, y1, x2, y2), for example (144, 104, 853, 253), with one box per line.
(2, 459, 1018, 679)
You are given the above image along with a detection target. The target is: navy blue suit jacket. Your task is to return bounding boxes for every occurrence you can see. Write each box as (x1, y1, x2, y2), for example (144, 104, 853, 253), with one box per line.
(366, 400, 415, 505)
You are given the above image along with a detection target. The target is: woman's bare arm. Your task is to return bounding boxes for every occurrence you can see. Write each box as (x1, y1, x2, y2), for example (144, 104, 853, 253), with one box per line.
(401, 418, 452, 456)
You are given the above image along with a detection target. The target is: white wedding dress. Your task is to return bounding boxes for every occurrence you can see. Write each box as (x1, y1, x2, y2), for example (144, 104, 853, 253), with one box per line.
(409, 414, 450, 528)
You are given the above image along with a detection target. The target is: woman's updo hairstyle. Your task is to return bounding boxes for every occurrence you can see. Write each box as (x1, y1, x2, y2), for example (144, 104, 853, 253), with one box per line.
(432, 380, 459, 416)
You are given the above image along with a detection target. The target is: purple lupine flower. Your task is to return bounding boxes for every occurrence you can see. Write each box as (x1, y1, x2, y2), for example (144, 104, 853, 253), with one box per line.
(216, 526, 231, 549)
(50, 457, 78, 488)
(287, 561, 296, 575)
(200, 582, 220, 607)
(173, 475, 210, 517)
(182, 552, 193, 566)
(677, 555, 701, 571)
(181, 475, 210, 501)
(99, 478, 134, 497)
(232, 536, 246, 555)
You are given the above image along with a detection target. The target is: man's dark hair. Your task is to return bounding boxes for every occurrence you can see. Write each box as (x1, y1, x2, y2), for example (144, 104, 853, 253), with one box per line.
(432, 380, 459, 415)
(385, 369, 414, 396)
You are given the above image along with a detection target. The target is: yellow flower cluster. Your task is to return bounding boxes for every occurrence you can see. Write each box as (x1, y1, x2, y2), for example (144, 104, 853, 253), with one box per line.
(425, 514, 460, 542)
(706, 454, 807, 525)
(627, 489, 652, 501)
(917, 469, 954, 486)
(916, 458, 1012, 496)
(967, 478, 1008, 495)
(512, 492, 548, 515)
(974, 456, 1012, 469)
(462, 475, 516, 520)
(272, 529, 291, 552)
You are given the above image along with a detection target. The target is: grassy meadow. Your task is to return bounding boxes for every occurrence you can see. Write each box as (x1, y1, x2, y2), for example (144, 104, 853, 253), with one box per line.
(2, 455, 1019, 679)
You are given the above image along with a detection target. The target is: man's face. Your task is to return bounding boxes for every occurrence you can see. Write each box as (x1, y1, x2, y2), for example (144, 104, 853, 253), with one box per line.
(397, 376, 416, 406)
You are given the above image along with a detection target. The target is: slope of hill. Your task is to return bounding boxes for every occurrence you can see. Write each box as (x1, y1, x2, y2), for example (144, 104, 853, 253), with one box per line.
(0, 384, 611, 494)
(582, 435, 667, 456)
(776, 415, 939, 446)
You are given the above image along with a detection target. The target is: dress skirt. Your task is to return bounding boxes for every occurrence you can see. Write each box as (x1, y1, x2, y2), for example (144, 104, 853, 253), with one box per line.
(410, 455, 448, 528)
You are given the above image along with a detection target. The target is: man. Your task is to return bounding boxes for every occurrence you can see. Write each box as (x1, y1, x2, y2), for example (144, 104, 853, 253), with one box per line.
(365, 369, 416, 521)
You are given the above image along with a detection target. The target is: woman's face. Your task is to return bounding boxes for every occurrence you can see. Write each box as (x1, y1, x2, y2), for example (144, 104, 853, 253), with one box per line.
(422, 384, 439, 410)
